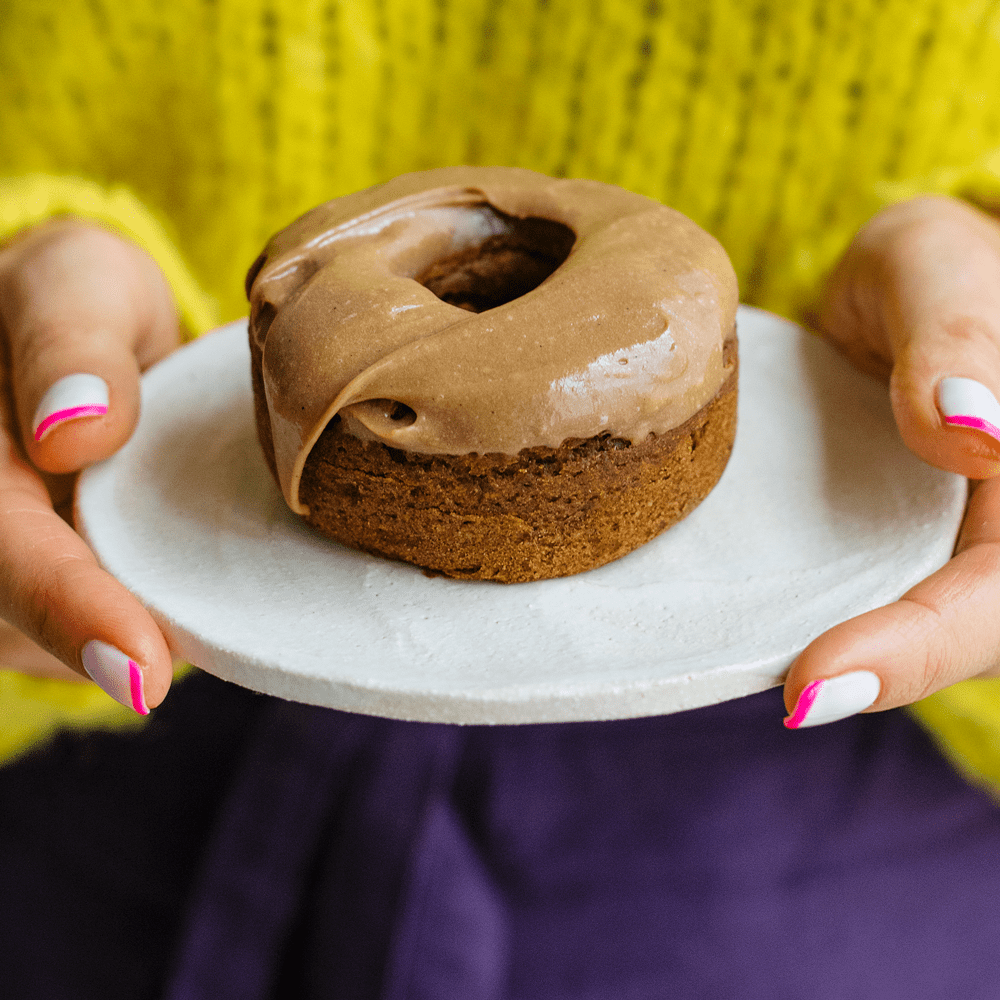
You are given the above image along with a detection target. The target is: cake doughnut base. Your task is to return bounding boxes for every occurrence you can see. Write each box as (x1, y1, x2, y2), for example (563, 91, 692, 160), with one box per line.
(295, 362, 737, 582)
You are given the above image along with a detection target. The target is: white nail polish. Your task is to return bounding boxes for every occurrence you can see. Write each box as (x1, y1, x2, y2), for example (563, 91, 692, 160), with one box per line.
(937, 377, 1000, 444)
(784, 670, 881, 729)
(81, 639, 149, 715)
(32, 373, 110, 441)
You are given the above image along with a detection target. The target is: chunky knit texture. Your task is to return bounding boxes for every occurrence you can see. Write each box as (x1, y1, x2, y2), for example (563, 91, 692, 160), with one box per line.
(2, 0, 1000, 785)
(5, 0, 1000, 325)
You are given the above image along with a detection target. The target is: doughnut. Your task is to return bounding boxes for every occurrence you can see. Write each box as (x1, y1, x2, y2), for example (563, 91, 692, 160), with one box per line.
(246, 166, 738, 582)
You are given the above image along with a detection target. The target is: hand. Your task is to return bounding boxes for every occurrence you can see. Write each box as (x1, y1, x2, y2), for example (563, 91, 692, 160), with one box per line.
(783, 195, 1000, 727)
(0, 219, 179, 711)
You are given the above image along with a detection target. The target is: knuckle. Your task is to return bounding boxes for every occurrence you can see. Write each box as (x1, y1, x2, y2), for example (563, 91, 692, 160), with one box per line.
(19, 553, 86, 658)
(10, 321, 62, 374)
(897, 595, 953, 702)
(856, 196, 969, 267)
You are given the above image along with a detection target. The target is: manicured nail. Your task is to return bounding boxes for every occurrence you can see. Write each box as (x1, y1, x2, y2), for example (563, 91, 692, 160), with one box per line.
(784, 670, 880, 729)
(81, 639, 149, 715)
(937, 377, 1000, 445)
(32, 373, 109, 441)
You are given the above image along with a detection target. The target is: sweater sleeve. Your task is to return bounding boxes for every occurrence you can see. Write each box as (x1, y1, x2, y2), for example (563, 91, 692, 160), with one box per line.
(0, 672, 145, 766)
(874, 147, 1000, 218)
(767, 146, 1000, 328)
(0, 172, 213, 766)
(0, 173, 219, 338)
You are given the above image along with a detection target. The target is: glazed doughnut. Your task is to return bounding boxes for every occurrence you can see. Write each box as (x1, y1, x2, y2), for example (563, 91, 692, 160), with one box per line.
(246, 166, 738, 582)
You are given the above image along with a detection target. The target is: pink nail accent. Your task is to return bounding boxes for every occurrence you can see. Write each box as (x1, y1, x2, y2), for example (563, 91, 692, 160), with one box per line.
(129, 660, 149, 715)
(81, 639, 149, 715)
(32, 373, 110, 441)
(784, 680, 823, 729)
(783, 670, 881, 728)
(34, 404, 108, 441)
(941, 413, 1000, 442)
(937, 377, 1000, 446)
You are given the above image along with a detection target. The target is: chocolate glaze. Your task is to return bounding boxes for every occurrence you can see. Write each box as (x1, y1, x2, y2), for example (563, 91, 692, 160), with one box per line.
(247, 166, 738, 515)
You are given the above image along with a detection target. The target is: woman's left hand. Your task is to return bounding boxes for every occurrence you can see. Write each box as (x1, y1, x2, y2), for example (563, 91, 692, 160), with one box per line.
(784, 194, 1000, 727)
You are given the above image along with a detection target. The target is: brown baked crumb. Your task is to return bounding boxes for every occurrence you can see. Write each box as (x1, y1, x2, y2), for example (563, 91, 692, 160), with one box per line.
(290, 360, 736, 583)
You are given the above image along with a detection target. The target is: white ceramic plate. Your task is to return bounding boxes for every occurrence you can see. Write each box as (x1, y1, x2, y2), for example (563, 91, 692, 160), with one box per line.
(75, 308, 966, 724)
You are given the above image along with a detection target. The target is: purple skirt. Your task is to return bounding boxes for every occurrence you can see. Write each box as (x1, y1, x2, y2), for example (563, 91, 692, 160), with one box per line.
(2, 670, 999, 999)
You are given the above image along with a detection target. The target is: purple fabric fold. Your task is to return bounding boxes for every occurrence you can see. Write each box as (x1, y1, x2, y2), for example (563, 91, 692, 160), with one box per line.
(4, 674, 1000, 1000)
(163, 704, 377, 999)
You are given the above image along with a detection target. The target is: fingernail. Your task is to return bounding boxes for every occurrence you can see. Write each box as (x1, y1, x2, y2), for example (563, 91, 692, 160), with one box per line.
(32, 373, 109, 441)
(784, 670, 880, 729)
(937, 377, 1000, 445)
(81, 639, 149, 715)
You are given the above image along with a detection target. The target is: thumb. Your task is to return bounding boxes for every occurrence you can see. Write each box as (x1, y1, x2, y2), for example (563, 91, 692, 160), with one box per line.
(0, 219, 179, 707)
(0, 219, 179, 475)
(820, 195, 1000, 480)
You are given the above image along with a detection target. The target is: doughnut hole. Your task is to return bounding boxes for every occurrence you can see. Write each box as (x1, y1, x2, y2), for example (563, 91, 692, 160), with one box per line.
(415, 209, 575, 313)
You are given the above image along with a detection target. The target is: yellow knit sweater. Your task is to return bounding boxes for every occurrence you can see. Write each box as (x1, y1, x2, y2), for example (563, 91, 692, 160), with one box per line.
(3, 0, 1000, 787)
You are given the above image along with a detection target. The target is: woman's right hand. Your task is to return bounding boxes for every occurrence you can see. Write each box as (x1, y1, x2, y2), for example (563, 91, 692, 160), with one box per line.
(0, 219, 180, 711)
